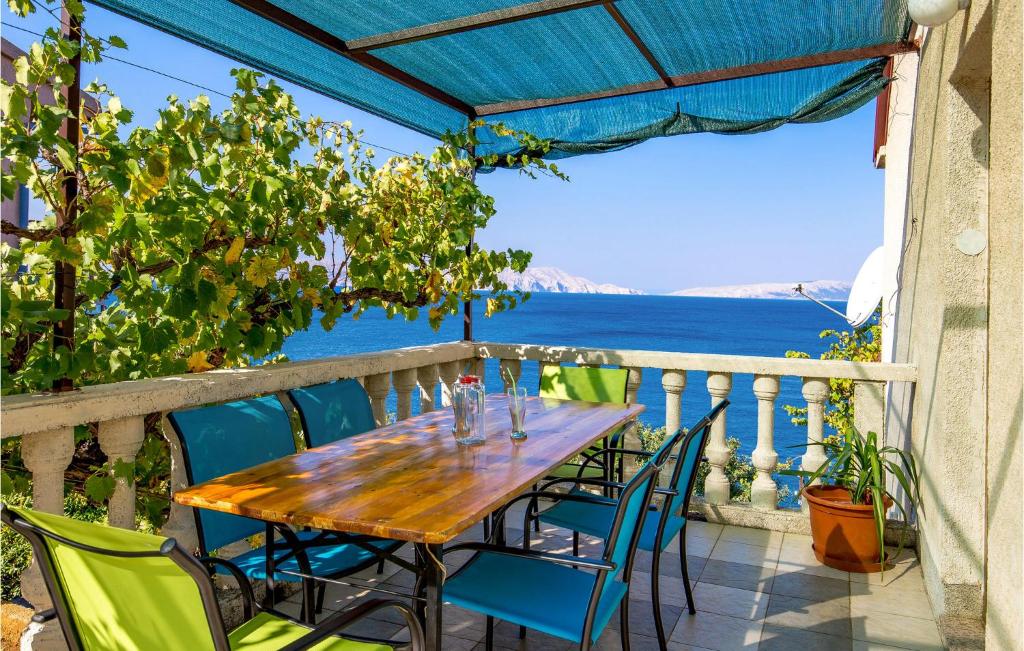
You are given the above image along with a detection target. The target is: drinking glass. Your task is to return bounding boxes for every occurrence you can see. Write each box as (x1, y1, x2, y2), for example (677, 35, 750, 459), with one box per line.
(453, 376, 486, 445)
(507, 387, 527, 440)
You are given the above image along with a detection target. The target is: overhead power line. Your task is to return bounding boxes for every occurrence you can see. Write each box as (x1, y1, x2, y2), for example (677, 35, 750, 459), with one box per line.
(4, 22, 414, 158)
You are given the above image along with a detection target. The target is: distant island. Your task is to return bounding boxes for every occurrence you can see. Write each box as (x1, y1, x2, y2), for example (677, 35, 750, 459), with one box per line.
(497, 266, 850, 300)
(670, 280, 851, 301)
(498, 266, 644, 295)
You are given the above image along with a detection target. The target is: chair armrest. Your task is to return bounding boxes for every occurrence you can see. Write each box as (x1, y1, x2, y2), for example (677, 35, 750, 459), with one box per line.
(442, 542, 616, 572)
(536, 476, 631, 494)
(491, 489, 617, 534)
(199, 556, 256, 620)
(278, 599, 424, 651)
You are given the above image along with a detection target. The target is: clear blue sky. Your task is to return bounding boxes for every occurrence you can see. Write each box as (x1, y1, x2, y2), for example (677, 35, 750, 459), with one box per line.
(2, 4, 885, 293)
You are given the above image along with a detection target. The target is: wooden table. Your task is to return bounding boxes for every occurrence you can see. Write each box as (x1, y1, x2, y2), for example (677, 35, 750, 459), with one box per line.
(174, 394, 644, 650)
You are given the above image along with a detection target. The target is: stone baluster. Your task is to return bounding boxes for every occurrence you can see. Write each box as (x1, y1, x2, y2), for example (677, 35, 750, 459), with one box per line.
(19, 428, 75, 615)
(703, 372, 733, 505)
(417, 364, 438, 413)
(662, 369, 686, 435)
(499, 359, 522, 392)
(801, 378, 830, 490)
(365, 373, 391, 427)
(438, 361, 461, 407)
(751, 375, 781, 510)
(97, 417, 146, 528)
(159, 416, 201, 553)
(625, 367, 642, 403)
(392, 369, 418, 421)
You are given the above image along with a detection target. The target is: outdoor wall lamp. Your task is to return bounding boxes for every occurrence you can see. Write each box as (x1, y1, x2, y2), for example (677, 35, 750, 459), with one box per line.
(909, 0, 971, 26)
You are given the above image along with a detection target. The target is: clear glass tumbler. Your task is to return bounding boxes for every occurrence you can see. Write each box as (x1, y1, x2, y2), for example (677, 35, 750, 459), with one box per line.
(507, 387, 527, 440)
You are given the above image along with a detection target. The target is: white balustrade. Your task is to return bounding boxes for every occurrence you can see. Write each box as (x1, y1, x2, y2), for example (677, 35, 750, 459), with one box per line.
(625, 367, 642, 404)
(96, 416, 146, 529)
(661, 369, 686, 435)
(365, 373, 391, 427)
(417, 364, 438, 413)
(751, 374, 781, 510)
(392, 368, 418, 421)
(499, 358, 522, 391)
(704, 372, 734, 505)
(801, 377, 831, 487)
(438, 360, 461, 407)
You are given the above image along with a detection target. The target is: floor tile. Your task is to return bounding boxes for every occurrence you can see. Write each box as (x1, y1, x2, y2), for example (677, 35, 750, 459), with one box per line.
(490, 620, 575, 650)
(718, 525, 783, 549)
(691, 582, 769, 621)
(708, 540, 780, 568)
(698, 559, 775, 593)
(771, 570, 850, 602)
(850, 611, 944, 650)
(630, 571, 694, 608)
(670, 610, 763, 650)
(764, 592, 852, 638)
(633, 550, 705, 580)
(594, 629, 665, 650)
(679, 534, 716, 558)
(774, 558, 851, 581)
(849, 583, 935, 621)
(759, 623, 854, 650)
(686, 521, 724, 541)
(610, 599, 684, 641)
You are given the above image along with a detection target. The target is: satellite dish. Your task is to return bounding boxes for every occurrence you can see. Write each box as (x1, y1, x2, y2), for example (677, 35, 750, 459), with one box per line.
(845, 246, 885, 328)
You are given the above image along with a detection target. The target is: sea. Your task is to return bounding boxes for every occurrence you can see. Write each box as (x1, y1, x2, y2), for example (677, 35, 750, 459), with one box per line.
(282, 293, 845, 499)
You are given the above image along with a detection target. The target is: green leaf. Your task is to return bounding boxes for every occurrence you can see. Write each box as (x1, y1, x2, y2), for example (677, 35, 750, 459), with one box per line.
(84, 473, 116, 504)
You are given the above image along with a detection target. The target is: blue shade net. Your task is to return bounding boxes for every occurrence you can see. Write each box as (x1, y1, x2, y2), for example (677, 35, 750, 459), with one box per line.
(88, 0, 911, 166)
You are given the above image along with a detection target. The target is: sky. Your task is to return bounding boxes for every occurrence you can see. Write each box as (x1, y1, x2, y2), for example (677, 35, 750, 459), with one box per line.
(1, 4, 886, 293)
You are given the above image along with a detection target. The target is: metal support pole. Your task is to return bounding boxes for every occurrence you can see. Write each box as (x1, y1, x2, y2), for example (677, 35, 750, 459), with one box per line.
(54, 2, 82, 392)
(462, 128, 478, 341)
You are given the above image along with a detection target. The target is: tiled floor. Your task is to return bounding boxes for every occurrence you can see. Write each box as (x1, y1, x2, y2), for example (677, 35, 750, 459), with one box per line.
(279, 516, 943, 650)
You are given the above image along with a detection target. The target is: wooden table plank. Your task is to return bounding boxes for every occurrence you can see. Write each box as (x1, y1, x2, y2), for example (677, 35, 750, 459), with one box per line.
(173, 395, 643, 544)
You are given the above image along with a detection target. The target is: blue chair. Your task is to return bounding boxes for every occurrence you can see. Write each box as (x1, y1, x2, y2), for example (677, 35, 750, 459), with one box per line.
(166, 395, 402, 621)
(439, 459, 663, 651)
(287, 379, 376, 448)
(532, 401, 729, 649)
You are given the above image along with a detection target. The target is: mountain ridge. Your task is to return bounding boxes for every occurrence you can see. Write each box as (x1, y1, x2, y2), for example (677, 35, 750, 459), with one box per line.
(498, 266, 644, 295)
(670, 279, 851, 300)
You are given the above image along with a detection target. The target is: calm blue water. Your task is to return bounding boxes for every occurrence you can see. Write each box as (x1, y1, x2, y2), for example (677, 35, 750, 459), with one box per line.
(282, 294, 843, 484)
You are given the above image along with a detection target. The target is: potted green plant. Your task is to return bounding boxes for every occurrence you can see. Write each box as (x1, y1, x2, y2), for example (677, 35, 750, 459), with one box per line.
(787, 429, 920, 573)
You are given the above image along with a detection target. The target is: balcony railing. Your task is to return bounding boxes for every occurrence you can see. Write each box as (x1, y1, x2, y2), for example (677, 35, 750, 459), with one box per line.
(0, 340, 918, 619)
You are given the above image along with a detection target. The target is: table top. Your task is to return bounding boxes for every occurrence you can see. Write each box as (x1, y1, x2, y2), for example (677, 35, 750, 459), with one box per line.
(173, 395, 644, 544)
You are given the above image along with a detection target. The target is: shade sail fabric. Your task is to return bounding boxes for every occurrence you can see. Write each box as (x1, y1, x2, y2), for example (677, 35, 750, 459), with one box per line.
(88, 0, 912, 164)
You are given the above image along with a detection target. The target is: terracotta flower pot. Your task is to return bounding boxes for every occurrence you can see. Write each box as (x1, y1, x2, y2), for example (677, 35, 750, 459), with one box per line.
(804, 485, 893, 573)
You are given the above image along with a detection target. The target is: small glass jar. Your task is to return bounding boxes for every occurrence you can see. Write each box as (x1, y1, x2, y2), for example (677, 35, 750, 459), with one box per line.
(452, 375, 486, 446)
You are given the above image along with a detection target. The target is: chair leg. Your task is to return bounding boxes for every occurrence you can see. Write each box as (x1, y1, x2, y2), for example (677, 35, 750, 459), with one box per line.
(485, 615, 494, 651)
(376, 558, 386, 575)
(619, 595, 631, 651)
(679, 533, 696, 615)
(572, 530, 580, 556)
(315, 581, 326, 615)
(650, 551, 667, 650)
(532, 483, 541, 532)
(519, 625, 527, 639)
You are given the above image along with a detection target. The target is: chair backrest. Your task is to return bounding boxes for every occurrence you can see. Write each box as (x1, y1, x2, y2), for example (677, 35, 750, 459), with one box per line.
(288, 379, 375, 448)
(1, 505, 228, 651)
(581, 461, 660, 641)
(661, 400, 730, 529)
(166, 395, 297, 554)
(538, 365, 628, 404)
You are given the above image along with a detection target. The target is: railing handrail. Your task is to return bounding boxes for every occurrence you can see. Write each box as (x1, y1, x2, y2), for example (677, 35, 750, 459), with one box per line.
(0, 341, 474, 437)
(473, 342, 918, 383)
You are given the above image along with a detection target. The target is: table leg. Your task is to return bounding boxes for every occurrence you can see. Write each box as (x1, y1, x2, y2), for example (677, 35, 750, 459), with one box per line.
(415, 542, 444, 651)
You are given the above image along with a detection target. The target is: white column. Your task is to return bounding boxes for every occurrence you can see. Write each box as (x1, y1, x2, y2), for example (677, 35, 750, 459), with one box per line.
(751, 375, 781, 510)
(392, 369, 418, 421)
(661, 369, 686, 435)
(438, 361, 461, 407)
(499, 358, 522, 392)
(96, 417, 146, 529)
(365, 373, 391, 427)
(703, 372, 733, 505)
(801, 378, 830, 487)
(20, 427, 74, 611)
(159, 416, 201, 554)
(417, 364, 438, 413)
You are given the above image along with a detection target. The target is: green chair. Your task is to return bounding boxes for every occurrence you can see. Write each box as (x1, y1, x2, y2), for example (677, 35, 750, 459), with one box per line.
(0, 505, 423, 651)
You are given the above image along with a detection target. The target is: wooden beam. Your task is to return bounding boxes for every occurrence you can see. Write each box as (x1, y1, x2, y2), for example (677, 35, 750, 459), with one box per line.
(475, 40, 919, 116)
(229, 0, 475, 116)
(603, 3, 671, 87)
(347, 0, 607, 52)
